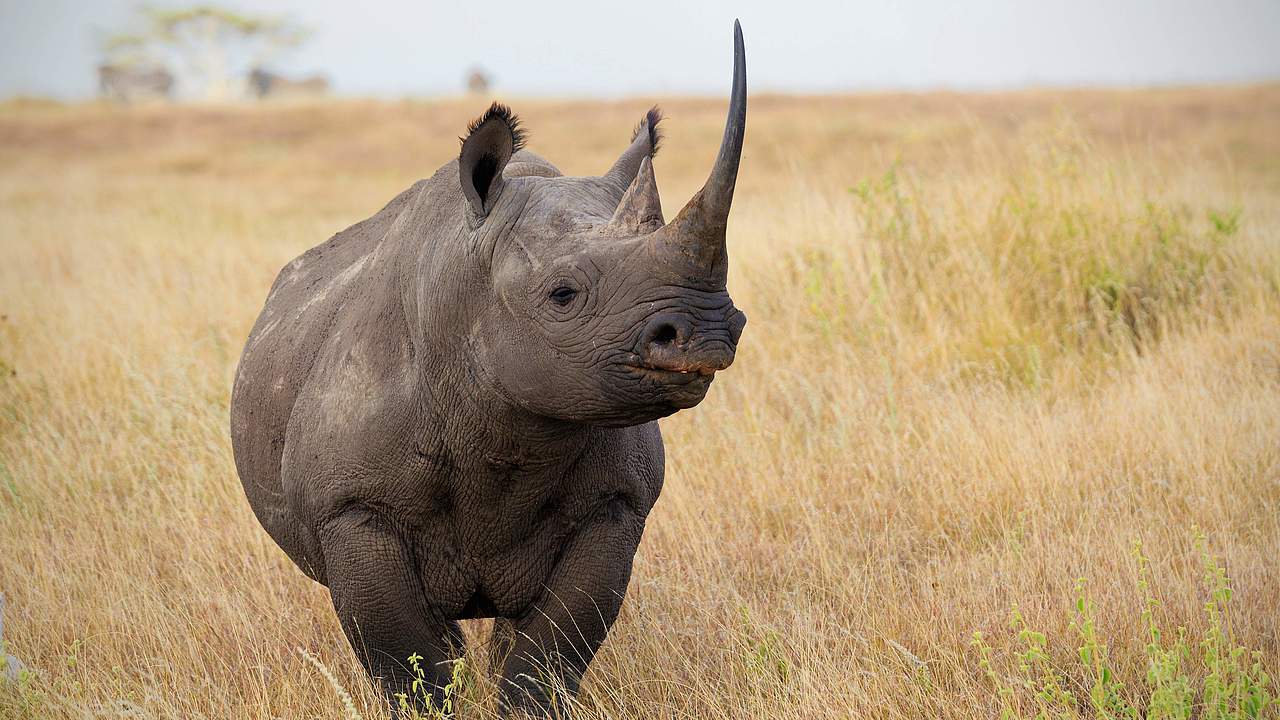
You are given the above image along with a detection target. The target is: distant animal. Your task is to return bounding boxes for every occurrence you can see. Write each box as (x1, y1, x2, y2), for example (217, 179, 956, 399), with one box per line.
(466, 66, 491, 95)
(97, 64, 173, 104)
(248, 68, 330, 100)
(231, 21, 748, 717)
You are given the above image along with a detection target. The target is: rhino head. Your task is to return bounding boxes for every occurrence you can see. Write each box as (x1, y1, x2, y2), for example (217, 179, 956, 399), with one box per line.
(452, 23, 747, 428)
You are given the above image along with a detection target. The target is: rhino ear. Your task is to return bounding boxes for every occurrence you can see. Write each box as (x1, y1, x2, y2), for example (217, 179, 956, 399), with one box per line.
(459, 102, 526, 217)
(603, 106, 663, 196)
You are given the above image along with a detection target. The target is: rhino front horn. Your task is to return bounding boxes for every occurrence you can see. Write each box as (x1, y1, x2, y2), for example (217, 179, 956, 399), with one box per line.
(653, 19, 746, 274)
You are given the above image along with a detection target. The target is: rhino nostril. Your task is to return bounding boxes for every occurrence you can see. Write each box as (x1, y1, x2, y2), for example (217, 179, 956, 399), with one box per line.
(642, 315, 690, 352)
(651, 323, 678, 345)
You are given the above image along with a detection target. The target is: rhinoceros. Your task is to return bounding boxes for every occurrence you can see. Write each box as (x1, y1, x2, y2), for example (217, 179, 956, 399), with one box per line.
(230, 21, 748, 716)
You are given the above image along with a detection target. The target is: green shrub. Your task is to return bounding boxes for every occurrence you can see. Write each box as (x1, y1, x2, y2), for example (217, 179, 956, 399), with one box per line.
(971, 535, 1273, 719)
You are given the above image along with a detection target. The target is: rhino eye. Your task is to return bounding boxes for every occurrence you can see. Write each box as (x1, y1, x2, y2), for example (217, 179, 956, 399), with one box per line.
(549, 285, 578, 305)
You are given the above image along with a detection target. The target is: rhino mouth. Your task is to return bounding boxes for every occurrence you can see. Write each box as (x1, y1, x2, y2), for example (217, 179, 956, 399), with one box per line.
(621, 363, 716, 410)
(618, 342, 732, 407)
(630, 363, 717, 378)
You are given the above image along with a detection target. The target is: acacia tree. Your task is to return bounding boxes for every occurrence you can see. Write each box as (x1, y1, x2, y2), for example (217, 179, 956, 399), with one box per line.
(102, 5, 309, 101)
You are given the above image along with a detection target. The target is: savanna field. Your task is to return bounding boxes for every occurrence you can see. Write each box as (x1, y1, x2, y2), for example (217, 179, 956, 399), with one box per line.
(1, 87, 1278, 718)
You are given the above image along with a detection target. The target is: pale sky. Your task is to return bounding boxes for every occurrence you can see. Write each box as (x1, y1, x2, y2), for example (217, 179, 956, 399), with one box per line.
(1, 0, 1278, 99)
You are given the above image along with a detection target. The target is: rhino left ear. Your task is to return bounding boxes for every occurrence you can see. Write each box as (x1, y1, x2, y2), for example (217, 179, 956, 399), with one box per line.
(459, 102, 526, 217)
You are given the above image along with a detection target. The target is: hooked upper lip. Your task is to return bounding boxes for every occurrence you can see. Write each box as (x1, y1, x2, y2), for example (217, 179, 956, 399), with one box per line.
(625, 345, 734, 376)
(631, 344, 734, 377)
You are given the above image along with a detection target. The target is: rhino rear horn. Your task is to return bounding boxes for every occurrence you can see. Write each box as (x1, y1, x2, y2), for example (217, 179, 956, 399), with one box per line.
(651, 20, 746, 273)
(459, 102, 526, 216)
(603, 155, 664, 235)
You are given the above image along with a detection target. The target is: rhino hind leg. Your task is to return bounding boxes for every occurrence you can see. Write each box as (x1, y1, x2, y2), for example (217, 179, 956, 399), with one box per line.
(495, 499, 646, 718)
(319, 510, 464, 711)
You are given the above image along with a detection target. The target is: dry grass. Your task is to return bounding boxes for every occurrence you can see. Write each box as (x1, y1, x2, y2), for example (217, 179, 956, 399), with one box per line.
(1, 86, 1278, 718)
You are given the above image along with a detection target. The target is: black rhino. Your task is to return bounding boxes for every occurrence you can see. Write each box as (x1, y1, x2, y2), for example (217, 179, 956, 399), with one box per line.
(231, 21, 748, 717)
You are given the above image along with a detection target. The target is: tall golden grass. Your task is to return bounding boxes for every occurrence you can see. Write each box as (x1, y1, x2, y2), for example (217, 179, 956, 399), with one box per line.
(1, 87, 1277, 718)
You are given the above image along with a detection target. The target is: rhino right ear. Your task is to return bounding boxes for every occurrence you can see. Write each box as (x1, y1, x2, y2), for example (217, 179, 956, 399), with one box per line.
(603, 106, 663, 196)
(459, 102, 526, 217)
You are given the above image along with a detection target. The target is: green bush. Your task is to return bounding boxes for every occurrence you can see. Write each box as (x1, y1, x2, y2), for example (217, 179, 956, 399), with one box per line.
(971, 535, 1273, 719)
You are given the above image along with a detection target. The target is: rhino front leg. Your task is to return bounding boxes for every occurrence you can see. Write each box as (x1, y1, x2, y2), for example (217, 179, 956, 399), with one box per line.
(319, 510, 464, 712)
(497, 499, 646, 718)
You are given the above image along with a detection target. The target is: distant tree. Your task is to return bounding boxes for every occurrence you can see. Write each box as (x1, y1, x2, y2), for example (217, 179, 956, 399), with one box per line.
(100, 5, 309, 101)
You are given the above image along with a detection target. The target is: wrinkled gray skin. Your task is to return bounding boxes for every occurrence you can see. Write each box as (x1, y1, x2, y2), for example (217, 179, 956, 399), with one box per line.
(231, 23, 747, 718)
